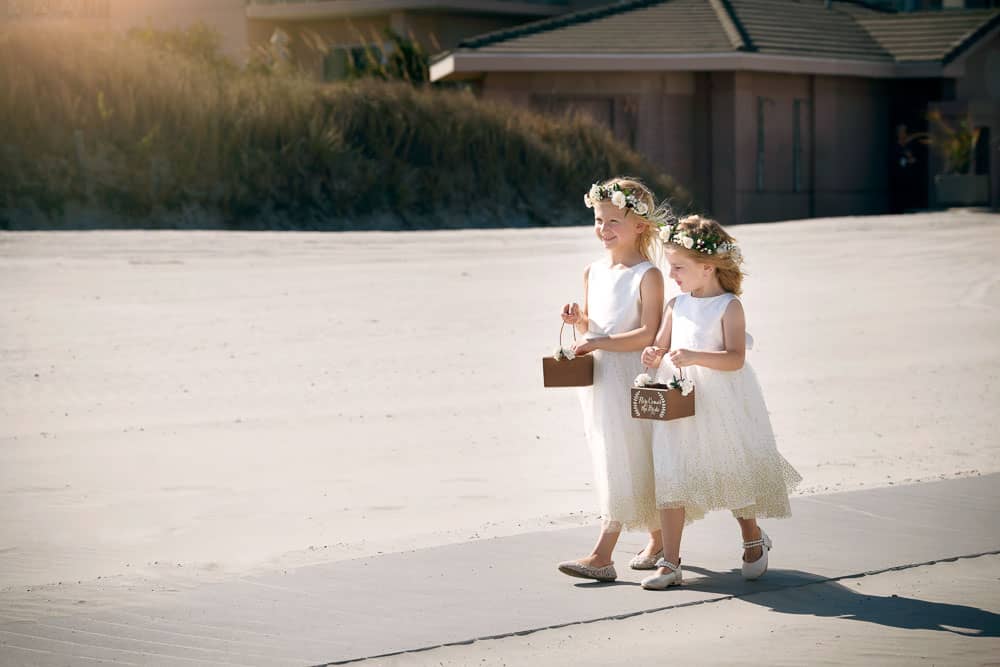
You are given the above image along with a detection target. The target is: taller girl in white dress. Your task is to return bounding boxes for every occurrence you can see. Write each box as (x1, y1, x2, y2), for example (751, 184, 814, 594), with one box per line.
(555, 178, 669, 583)
(639, 215, 801, 590)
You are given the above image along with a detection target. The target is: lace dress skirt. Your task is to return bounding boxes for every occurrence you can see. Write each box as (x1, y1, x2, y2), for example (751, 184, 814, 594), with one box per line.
(651, 361, 801, 524)
(579, 348, 659, 532)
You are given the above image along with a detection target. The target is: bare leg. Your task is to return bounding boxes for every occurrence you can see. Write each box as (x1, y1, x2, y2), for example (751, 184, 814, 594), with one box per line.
(736, 517, 763, 562)
(639, 529, 663, 559)
(574, 520, 622, 568)
(657, 507, 685, 571)
(575, 522, 663, 567)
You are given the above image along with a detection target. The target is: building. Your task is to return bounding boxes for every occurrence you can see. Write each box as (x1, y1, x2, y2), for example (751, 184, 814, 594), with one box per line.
(244, 1, 608, 79)
(431, 0, 1000, 222)
(2, 0, 249, 57)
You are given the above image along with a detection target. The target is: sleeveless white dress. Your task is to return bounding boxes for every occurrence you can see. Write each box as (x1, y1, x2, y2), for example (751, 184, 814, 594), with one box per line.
(578, 258, 658, 533)
(651, 293, 801, 523)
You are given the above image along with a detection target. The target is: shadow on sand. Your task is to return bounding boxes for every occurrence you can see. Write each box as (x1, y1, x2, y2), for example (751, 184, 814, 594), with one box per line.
(676, 565, 1000, 637)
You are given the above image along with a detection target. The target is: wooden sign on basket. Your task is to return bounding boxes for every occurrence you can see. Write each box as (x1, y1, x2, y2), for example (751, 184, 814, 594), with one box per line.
(542, 323, 594, 387)
(630, 370, 695, 421)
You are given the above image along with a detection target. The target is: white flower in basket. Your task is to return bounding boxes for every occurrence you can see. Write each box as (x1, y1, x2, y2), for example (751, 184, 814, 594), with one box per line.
(675, 375, 695, 396)
(553, 346, 576, 361)
(634, 372, 655, 387)
(544, 323, 594, 387)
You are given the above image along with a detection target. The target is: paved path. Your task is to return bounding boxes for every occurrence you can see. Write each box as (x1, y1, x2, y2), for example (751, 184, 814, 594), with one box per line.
(1, 475, 997, 666)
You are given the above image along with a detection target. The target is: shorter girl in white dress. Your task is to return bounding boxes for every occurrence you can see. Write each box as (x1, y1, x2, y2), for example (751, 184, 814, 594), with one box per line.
(639, 215, 801, 590)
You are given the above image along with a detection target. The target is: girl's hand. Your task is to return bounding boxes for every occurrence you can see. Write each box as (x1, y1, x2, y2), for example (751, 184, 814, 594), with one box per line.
(572, 337, 602, 355)
(561, 302, 581, 324)
(641, 346, 666, 368)
(669, 348, 698, 368)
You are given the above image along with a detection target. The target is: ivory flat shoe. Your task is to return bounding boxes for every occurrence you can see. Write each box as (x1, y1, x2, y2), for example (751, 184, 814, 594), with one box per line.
(557, 560, 617, 582)
(640, 558, 682, 590)
(629, 549, 663, 570)
(741, 528, 772, 580)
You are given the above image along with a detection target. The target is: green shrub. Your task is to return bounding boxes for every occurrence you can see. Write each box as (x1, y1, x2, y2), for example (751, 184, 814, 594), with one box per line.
(0, 24, 690, 230)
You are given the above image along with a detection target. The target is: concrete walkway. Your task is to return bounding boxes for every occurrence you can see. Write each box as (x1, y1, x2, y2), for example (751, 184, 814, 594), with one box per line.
(1, 475, 998, 666)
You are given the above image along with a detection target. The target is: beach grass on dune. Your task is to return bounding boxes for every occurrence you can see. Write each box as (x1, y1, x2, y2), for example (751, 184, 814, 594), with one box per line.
(0, 24, 690, 230)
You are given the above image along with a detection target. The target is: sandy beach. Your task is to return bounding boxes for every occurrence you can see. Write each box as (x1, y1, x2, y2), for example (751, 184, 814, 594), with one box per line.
(2, 211, 999, 625)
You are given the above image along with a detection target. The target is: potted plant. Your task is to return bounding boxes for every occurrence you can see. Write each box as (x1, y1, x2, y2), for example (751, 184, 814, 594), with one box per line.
(927, 110, 988, 206)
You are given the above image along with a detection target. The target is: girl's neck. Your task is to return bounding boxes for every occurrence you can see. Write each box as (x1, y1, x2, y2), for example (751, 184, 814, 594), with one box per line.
(689, 278, 726, 298)
(607, 248, 645, 269)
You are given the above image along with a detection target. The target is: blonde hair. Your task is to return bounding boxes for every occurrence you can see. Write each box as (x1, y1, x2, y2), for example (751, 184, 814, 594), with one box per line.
(599, 176, 671, 264)
(668, 215, 745, 295)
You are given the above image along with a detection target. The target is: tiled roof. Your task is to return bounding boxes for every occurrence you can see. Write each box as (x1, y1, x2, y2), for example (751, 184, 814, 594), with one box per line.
(452, 0, 999, 64)
(470, 0, 736, 54)
(730, 0, 892, 62)
(852, 8, 1000, 62)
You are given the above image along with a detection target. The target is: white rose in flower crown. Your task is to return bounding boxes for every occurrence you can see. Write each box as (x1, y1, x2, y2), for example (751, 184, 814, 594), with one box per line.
(610, 191, 627, 208)
(680, 235, 695, 250)
(728, 245, 743, 264)
(658, 227, 672, 242)
(635, 201, 649, 216)
(589, 184, 603, 202)
(584, 194, 593, 208)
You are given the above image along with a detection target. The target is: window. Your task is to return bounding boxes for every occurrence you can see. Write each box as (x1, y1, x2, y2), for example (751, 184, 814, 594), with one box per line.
(756, 97, 765, 193)
(793, 99, 803, 193)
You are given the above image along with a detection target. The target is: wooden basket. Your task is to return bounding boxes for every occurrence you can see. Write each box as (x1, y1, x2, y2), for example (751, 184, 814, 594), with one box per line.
(630, 369, 695, 421)
(542, 323, 594, 387)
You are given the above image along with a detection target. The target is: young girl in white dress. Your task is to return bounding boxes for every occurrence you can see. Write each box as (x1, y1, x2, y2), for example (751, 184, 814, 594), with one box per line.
(639, 215, 801, 590)
(554, 178, 670, 583)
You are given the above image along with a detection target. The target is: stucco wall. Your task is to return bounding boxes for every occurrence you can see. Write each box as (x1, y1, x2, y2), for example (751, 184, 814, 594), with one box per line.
(953, 32, 1000, 209)
(108, 0, 248, 58)
(729, 71, 814, 224)
(3, 0, 248, 57)
(247, 16, 392, 78)
(480, 71, 704, 211)
(955, 32, 1000, 102)
(812, 75, 890, 218)
(248, 11, 531, 79)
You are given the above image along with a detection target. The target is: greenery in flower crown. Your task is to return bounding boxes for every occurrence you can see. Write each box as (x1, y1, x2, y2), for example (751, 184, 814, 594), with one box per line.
(584, 182, 652, 218)
(658, 224, 742, 263)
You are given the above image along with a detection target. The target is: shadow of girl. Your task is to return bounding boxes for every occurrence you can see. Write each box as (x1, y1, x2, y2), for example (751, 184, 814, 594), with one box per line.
(680, 566, 1000, 637)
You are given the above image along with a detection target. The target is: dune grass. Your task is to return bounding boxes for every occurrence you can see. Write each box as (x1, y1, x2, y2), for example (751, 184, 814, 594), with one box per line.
(0, 24, 690, 230)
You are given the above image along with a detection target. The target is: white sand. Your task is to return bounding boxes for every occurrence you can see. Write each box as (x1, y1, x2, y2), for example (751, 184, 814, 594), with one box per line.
(1, 211, 998, 618)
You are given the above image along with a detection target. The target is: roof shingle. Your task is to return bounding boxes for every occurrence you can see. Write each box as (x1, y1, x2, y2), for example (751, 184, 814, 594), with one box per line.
(450, 0, 999, 65)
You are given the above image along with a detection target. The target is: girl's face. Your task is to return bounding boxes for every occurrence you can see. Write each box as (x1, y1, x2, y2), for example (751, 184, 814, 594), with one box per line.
(593, 201, 645, 253)
(665, 247, 713, 293)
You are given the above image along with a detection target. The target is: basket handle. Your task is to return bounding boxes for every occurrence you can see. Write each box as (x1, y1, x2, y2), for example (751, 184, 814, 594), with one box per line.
(641, 354, 686, 379)
(559, 322, 579, 349)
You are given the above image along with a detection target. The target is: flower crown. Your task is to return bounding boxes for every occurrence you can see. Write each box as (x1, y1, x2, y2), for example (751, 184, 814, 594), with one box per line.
(658, 224, 743, 264)
(584, 182, 651, 217)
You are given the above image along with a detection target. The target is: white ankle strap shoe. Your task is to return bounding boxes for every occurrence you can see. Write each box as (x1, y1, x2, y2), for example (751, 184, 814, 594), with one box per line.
(741, 528, 772, 580)
(640, 558, 682, 590)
